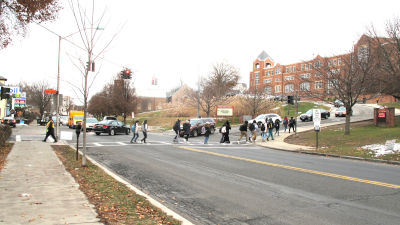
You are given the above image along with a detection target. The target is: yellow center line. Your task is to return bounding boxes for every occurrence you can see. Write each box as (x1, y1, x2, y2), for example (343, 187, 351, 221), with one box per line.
(178, 146, 400, 189)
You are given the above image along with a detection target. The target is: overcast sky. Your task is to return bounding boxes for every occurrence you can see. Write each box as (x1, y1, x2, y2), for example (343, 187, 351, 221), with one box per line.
(0, 0, 399, 104)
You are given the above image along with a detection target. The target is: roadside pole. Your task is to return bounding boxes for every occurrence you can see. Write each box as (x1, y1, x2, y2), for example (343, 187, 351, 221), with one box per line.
(313, 109, 321, 150)
(75, 123, 81, 161)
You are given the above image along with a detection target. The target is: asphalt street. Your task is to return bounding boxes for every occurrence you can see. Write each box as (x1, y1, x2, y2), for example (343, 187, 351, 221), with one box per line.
(11, 104, 400, 225)
(63, 130, 400, 225)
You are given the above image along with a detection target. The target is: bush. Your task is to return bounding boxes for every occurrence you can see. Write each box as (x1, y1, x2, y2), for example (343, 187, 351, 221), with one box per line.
(0, 125, 12, 147)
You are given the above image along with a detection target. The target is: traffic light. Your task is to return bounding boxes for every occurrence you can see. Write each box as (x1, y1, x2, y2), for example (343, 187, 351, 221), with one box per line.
(1, 87, 10, 100)
(120, 68, 132, 79)
(287, 95, 294, 105)
(86, 61, 91, 71)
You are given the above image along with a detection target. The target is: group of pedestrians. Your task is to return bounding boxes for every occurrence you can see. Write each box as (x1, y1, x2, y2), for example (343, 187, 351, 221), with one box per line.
(130, 120, 148, 143)
(124, 116, 297, 145)
(237, 115, 297, 143)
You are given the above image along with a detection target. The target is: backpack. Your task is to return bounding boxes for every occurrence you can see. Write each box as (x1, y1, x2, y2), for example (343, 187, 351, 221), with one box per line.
(249, 123, 255, 131)
(261, 123, 265, 131)
(201, 126, 206, 134)
(267, 122, 274, 129)
(221, 126, 226, 133)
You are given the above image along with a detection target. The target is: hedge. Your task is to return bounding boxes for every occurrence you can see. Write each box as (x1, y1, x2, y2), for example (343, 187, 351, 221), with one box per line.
(0, 125, 12, 147)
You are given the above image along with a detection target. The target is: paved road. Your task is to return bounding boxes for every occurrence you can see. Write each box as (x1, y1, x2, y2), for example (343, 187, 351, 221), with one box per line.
(62, 131, 400, 225)
(11, 104, 400, 224)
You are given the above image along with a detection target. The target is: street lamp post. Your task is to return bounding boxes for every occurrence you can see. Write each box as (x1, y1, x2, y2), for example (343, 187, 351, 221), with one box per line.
(55, 28, 103, 139)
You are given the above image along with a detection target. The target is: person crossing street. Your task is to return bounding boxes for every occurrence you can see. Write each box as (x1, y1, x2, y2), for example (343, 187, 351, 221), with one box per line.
(43, 117, 57, 143)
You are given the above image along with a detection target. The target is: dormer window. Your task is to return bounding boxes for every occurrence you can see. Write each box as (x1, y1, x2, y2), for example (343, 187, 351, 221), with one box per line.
(255, 63, 260, 69)
(265, 63, 271, 68)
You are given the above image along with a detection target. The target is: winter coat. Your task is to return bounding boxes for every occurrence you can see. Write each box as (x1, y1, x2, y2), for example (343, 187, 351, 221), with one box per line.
(183, 122, 191, 135)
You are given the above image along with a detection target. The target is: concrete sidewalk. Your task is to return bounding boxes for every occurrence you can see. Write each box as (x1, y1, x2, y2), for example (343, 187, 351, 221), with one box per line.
(0, 141, 102, 224)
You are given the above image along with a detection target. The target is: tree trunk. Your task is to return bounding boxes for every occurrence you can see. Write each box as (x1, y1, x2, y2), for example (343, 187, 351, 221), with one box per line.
(344, 108, 351, 135)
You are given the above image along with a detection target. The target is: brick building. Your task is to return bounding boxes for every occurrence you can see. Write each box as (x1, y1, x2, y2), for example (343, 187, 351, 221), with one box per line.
(248, 35, 398, 103)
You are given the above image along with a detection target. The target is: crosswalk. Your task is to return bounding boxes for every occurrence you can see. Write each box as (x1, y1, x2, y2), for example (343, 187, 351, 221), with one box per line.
(79, 140, 254, 148)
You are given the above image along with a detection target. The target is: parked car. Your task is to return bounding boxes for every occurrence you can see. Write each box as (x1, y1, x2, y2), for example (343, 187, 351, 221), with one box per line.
(1, 117, 16, 128)
(299, 109, 330, 122)
(334, 100, 344, 107)
(180, 118, 216, 137)
(248, 113, 282, 124)
(103, 116, 117, 121)
(85, 117, 99, 131)
(93, 120, 130, 135)
(335, 106, 348, 117)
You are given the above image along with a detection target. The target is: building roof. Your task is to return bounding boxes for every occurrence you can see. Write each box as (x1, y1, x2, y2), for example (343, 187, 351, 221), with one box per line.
(257, 50, 273, 61)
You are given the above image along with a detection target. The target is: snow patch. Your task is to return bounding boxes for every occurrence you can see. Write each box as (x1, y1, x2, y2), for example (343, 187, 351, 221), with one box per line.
(361, 140, 400, 156)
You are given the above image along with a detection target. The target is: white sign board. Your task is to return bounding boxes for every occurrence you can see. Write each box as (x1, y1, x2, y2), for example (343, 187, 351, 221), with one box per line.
(217, 107, 233, 116)
(8, 87, 22, 95)
(313, 109, 321, 131)
(60, 131, 73, 140)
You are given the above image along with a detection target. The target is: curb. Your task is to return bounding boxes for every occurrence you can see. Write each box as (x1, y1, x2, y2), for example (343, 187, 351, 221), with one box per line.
(262, 145, 400, 166)
(67, 143, 194, 225)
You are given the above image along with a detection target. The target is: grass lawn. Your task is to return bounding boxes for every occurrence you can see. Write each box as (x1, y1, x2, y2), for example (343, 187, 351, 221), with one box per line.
(282, 102, 331, 118)
(285, 118, 400, 161)
(52, 145, 181, 225)
(380, 102, 400, 109)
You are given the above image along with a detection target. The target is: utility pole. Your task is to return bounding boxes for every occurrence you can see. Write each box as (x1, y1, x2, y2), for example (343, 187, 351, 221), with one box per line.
(55, 36, 61, 139)
(295, 90, 298, 135)
(197, 76, 200, 118)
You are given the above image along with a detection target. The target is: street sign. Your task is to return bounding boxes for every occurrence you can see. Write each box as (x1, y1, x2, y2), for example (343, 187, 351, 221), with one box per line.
(8, 87, 21, 95)
(45, 89, 58, 94)
(313, 109, 321, 131)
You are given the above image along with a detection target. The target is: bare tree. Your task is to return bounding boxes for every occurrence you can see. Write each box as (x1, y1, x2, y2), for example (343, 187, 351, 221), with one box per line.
(303, 42, 376, 135)
(0, 0, 61, 49)
(240, 87, 269, 117)
(369, 18, 400, 100)
(68, 0, 120, 166)
(111, 77, 137, 123)
(191, 62, 240, 117)
(21, 81, 52, 119)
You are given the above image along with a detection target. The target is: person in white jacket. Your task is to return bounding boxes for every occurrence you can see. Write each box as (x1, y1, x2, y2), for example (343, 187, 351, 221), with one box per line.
(140, 120, 148, 143)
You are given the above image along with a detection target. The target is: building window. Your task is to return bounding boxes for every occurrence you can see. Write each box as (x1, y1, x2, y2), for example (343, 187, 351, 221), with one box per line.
(328, 60, 332, 67)
(255, 72, 259, 84)
(338, 58, 342, 65)
(285, 84, 294, 93)
(308, 63, 312, 70)
(264, 78, 272, 84)
(300, 73, 311, 79)
(276, 67, 281, 74)
(301, 64, 304, 71)
(286, 67, 289, 73)
(275, 85, 281, 93)
(255, 63, 260, 69)
(264, 86, 272, 94)
(315, 81, 323, 89)
(300, 82, 310, 91)
(293, 66, 296, 72)
(285, 76, 294, 81)
(264, 71, 268, 76)
(275, 78, 281, 82)
(358, 45, 369, 62)
(328, 79, 338, 89)
(271, 70, 274, 75)
(305, 64, 308, 71)
(314, 60, 321, 68)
